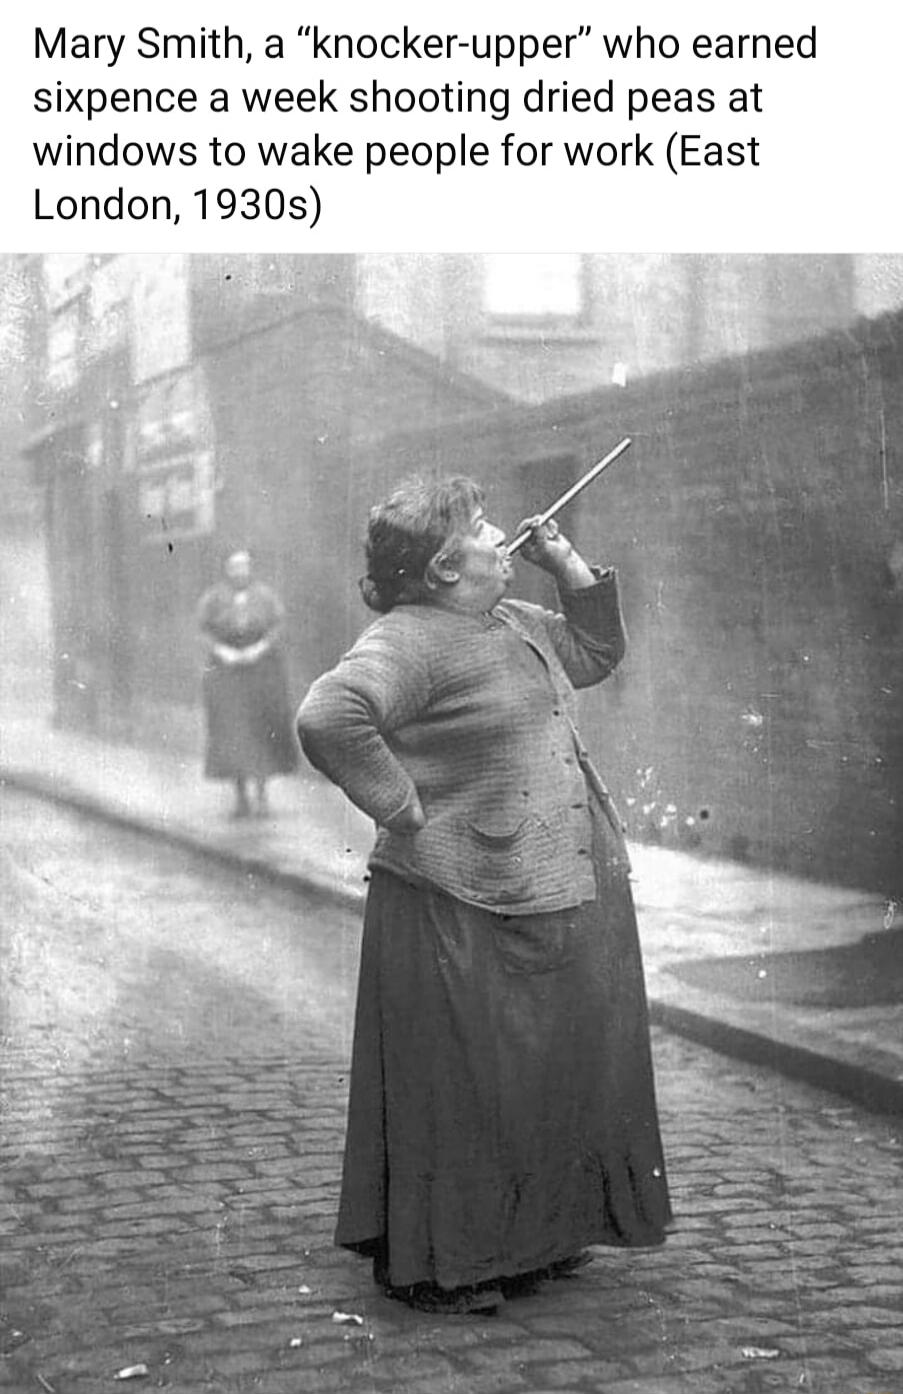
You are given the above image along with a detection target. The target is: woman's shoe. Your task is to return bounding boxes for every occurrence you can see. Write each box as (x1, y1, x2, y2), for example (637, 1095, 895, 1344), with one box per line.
(543, 1250, 594, 1278)
(500, 1250, 593, 1298)
(499, 1269, 545, 1298)
(386, 1282, 504, 1315)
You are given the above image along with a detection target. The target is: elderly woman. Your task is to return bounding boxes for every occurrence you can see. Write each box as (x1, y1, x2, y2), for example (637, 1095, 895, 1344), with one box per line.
(198, 550, 298, 818)
(297, 477, 671, 1315)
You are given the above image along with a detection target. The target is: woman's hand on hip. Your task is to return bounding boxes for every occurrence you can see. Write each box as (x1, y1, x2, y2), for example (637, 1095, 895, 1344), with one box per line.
(383, 797, 427, 834)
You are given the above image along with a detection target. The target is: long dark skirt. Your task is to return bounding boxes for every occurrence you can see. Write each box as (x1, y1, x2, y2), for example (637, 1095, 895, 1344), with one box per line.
(335, 797, 673, 1291)
(202, 650, 299, 780)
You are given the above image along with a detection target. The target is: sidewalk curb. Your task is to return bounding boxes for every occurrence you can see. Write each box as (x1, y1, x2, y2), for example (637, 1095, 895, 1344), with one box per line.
(1, 766, 366, 914)
(5, 764, 902, 1118)
(648, 999, 903, 1117)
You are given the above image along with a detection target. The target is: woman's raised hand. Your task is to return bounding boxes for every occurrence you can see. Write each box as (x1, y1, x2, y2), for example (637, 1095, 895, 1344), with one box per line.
(511, 517, 599, 590)
(512, 517, 574, 572)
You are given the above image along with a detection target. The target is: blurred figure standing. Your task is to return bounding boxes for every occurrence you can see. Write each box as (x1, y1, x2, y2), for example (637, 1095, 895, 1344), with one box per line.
(198, 550, 298, 818)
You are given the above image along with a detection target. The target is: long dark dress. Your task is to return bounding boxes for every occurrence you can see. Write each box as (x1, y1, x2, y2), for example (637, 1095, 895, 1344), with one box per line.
(335, 794, 672, 1291)
(199, 581, 299, 781)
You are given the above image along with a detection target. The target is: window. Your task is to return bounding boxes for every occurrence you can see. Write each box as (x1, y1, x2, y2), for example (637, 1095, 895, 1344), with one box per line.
(47, 306, 80, 392)
(483, 254, 585, 320)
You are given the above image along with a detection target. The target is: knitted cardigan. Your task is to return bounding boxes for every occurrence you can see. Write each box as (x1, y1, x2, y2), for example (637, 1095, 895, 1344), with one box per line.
(297, 569, 627, 915)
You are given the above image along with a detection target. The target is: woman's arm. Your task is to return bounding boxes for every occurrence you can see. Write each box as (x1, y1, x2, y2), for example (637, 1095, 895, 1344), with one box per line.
(512, 517, 627, 688)
(234, 586, 285, 664)
(197, 590, 242, 666)
(297, 625, 429, 829)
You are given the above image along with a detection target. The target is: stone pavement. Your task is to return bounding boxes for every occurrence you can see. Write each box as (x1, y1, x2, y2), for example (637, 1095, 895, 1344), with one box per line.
(1, 710, 902, 1115)
(4, 1038, 903, 1394)
(2, 789, 902, 1394)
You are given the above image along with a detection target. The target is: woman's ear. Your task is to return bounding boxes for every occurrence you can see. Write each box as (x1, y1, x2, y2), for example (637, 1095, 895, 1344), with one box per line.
(425, 551, 460, 588)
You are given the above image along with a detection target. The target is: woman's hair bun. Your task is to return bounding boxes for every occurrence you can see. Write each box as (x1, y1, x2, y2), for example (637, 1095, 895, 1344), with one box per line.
(359, 574, 394, 613)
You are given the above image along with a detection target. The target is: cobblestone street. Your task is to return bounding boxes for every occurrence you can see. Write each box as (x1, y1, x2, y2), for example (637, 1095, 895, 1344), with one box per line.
(2, 790, 902, 1394)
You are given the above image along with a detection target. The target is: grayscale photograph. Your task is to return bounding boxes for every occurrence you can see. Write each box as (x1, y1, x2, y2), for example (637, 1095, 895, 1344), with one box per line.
(1, 252, 902, 1391)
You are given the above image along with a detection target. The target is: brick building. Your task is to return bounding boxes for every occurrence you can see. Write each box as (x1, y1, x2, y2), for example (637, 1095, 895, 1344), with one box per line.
(23, 254, 509, 744)
(355, 253, 903, 403)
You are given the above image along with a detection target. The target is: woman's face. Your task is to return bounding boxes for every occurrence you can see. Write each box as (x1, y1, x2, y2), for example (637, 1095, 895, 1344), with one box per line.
(446, 510, 511, 609)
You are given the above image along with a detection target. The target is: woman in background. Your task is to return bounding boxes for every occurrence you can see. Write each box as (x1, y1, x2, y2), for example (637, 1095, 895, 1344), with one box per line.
(198, 550, 298, 818)
(297, 477, 671, 1314)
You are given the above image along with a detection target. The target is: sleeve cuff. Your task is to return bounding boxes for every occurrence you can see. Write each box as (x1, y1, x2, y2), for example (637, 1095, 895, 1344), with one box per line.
(559, 565, 616, 600)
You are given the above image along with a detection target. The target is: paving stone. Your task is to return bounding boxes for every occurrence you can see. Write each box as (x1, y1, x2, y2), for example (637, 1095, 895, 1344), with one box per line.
(585, 1379, 703, 1394)
(866, 1348, 903, 1372)
(523, 1358, 628, 1386)
(4, 794, 903, 1394)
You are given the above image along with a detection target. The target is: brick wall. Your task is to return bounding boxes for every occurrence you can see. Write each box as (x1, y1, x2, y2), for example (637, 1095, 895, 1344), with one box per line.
(386, 312, 903, 893)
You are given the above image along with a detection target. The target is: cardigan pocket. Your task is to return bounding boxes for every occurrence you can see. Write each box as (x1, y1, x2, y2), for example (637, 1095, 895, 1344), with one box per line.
(457, 816, 533, 905)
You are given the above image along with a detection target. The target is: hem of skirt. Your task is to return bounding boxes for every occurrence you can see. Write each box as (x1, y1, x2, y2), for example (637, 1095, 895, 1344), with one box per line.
(335, 1218, 672, 1290)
